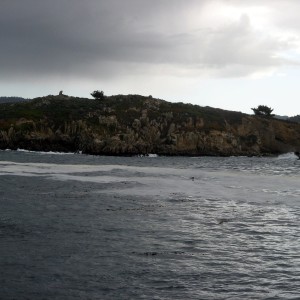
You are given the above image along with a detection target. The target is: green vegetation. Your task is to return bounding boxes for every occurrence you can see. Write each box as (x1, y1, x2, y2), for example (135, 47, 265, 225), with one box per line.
(0, 96, 30, 104)
(0, 93, 247, 134)
(1, 93, 299, 156)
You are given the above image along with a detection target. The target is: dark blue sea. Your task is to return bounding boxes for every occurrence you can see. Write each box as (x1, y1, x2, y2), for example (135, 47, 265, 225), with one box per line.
(1, 150, 300, 299)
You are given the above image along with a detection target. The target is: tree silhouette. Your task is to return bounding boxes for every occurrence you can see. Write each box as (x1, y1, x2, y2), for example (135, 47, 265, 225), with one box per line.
(251, 105, 274, 117)
(91, 90, 105, 100)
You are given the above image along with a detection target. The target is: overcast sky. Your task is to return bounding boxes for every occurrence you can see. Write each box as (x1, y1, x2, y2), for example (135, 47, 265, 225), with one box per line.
(1, 0, 300, 116)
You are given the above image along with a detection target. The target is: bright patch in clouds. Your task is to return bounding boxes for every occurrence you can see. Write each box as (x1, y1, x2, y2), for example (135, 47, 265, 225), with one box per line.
(1, 0, 300, 115)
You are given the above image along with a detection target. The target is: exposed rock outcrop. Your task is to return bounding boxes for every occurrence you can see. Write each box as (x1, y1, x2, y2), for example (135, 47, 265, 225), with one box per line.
(0, 94, 300, 156)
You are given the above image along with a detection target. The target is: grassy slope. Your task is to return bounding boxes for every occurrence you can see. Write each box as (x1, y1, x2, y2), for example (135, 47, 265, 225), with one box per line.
(0, 94, 245, 131)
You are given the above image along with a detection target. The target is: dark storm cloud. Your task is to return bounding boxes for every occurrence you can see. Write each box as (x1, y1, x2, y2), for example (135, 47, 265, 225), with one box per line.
(0, 0, 119, 75)
(0, 0, 298, 80)
(0, 0, 199, 76)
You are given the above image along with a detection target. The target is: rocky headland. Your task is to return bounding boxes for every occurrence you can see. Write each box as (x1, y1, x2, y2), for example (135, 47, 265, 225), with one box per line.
(1, 94, 300, 156)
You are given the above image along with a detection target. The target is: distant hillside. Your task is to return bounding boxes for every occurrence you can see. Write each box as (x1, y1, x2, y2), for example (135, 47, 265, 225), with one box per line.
(0, 97, 31, 104)
(275, 114, 300, 123)
(274, 115, 289, 121)
(0, 93, 300, 156)
(289, 115, 300, 123)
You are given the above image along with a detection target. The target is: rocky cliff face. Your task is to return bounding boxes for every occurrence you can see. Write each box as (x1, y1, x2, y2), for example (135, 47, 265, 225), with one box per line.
(1, 95, 300, 156)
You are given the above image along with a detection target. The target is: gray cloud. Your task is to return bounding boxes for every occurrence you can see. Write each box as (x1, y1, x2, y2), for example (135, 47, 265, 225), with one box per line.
(0, 0, 299, 81)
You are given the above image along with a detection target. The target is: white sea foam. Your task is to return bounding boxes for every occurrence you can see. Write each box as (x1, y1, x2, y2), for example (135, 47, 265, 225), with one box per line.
(277, 152, 298, 159)
(1, 160, 299, 204)
(1, 153, 299, 299)
(147, 153, 158, 157)
(16, 148, 76, 155)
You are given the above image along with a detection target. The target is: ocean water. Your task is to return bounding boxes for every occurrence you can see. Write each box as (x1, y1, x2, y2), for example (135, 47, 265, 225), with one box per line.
(0, 150, 299, 300)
